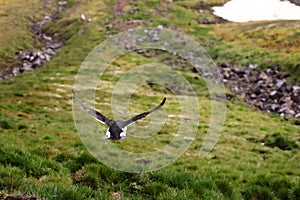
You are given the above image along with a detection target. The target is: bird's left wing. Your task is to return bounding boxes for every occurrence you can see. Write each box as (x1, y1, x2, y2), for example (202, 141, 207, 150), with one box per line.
(73, 93, 113, 126)
(124, 97, 166, 127)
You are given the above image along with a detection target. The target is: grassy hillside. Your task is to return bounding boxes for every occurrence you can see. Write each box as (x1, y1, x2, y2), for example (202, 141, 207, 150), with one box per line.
(0, 0, 300, 199)
(0, 0, 57, 70)
(212, 20, 300, 83)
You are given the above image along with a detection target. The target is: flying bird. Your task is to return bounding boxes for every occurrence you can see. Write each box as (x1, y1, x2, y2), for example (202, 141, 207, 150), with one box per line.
(73, 93, 166, 140)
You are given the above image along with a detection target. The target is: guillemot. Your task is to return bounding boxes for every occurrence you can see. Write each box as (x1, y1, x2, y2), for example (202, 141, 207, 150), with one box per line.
(73, 93, 166, 140)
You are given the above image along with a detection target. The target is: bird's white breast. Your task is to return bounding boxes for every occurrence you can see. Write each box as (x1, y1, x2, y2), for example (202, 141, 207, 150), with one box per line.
(104, 126, 127, 139)
(120, 126, 127, 139)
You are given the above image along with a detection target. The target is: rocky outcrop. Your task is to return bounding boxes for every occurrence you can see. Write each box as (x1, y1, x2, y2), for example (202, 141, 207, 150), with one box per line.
(0, 1, 67, 80)
(219, 62, 300, 118)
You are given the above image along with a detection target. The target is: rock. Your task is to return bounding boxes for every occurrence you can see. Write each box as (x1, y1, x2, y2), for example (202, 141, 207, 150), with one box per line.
(15, 50, 22, 55)
(157, 25, 164, 30)
(23, 63, 33, 71)
(0, 7, 64, 81)
(22, 54, 30, 61)
(129, 8, 139, 14)
(291, 86, 300, 102)
(136, 157, 152, 164)
(223, 70, 231, 79)
(271, 104, 280, 112)
(270, 90, 281, 99)
(219, 63, 300, 118)
(44, 48, 56, 56)
(47, 42, 62, 50)
(45, 54, 51, 61)
(246, 63, 258, 70)
(292, 85, 300, 93)
(152, 37, 161, 42)
(42, 34, 52, 41)
(105, 23, 113, 29)
(285, 109, 295, 117)
(32, 58, 42, 68)
(81, 14, 86, 21)
(146, 80, 154, 87)
(44, 15, 52, 21)
(220, 61, 230, 68)
(58, 1, 68, 6)
(276, 79, 287, 89)
(29, 56, 36, 62)
(39, 54, 46, 60)
(266, 67, 278, 75)
(12, 67, 20, 75)
(291, 93, 300, 103)
(5, 195, 37, 200)
(250, 93, 257, 99)
(257, 72, 270, 81)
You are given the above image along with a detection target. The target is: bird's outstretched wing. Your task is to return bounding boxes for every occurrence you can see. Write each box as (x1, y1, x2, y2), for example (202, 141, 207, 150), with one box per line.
(124, 97, 166, 127)
(73, 92, 113, 126)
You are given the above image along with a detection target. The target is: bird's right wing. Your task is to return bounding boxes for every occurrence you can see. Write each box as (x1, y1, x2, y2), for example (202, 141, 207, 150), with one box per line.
(73, 92, 113, 126)
(124, 97, 166, 127)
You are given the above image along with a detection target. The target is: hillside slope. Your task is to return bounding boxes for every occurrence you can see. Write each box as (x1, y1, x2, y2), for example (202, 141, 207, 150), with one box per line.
(0, 0, 299, 199)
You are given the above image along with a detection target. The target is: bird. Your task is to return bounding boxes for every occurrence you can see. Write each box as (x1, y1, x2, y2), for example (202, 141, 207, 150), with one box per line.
(73, 92, 166, 140)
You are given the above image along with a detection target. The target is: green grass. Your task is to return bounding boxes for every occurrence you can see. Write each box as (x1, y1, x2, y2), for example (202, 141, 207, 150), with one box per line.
(0, 0, 300, 199)
(0, 0, 57, 70)
(115, 0, 300, 83)
(211, 20, 300, 83)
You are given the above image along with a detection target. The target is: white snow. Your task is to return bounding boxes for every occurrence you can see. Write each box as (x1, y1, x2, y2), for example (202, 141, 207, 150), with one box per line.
(213, 0, 300, 22)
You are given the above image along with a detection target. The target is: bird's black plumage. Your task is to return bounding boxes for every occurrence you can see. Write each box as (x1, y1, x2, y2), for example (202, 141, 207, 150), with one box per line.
(73, 93, 166, 140)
